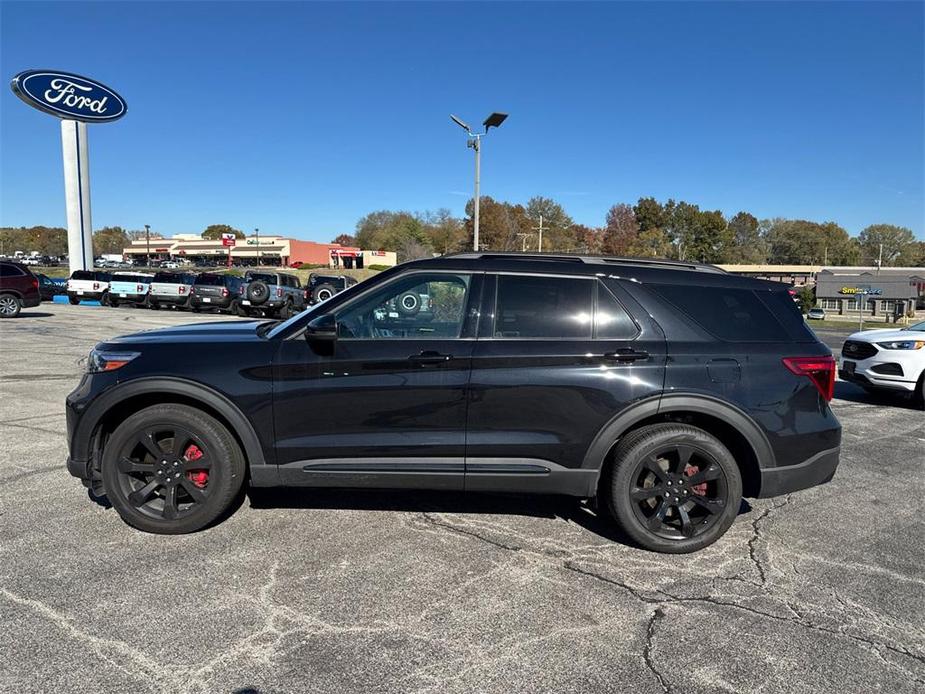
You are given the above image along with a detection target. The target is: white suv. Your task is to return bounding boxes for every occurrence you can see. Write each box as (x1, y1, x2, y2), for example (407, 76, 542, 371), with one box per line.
(839, 320, 925, 406)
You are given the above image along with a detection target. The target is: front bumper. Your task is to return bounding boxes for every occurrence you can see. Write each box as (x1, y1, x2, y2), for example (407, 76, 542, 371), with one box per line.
(758, 446, 840, 498)
(839, 354, 920, 393)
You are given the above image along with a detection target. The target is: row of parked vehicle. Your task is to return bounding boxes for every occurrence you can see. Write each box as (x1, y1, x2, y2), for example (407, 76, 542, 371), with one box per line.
(65, 269, 357, 318)
(0, 260, 357, 318)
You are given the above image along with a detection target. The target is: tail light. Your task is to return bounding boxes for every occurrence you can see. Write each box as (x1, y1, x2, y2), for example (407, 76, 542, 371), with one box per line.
(178, 286, 186, 295)
(136, 284, 144, 292)
(190, 287, 195, 295)
(239, 285, 244, 295)
(32, 278, 39, 290)
(276, 287, 283, 298)
(221, 287, 229, 298)
(782, 356, 835, 401)
(93, 282, 100, 290)
(304, 290, 309, 301)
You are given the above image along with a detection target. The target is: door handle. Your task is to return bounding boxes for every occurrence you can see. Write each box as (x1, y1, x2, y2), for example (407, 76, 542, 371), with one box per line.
(408, 350, 452, 365)
(602, 348, 649, 363)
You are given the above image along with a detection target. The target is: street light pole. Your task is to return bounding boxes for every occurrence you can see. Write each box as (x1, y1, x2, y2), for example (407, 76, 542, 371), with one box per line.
(144, 224, 150, 267)
(255, 227, 260, 267)
(451, 112, 507, 252)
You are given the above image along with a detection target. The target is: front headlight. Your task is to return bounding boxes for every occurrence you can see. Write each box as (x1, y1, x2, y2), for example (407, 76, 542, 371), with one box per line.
(875, 340, 925, 351)
(86, 350, 140, 373)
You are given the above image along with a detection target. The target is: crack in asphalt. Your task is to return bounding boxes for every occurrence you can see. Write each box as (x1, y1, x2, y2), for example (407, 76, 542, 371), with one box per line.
(413, 512, 925, 687)
(643, 607, 671, 694)
(746, 495, 793, 589)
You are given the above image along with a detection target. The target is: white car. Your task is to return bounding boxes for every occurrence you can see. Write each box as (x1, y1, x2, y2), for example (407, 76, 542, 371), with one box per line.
(839, 320, 925, 405)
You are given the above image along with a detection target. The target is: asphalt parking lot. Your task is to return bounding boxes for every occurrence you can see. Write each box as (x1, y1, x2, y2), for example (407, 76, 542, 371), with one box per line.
(1, 303, 923, 694)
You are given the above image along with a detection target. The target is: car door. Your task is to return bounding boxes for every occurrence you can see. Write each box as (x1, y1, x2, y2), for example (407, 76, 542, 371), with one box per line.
(272, 271, 483, 490)
(465, 273, 666, 495)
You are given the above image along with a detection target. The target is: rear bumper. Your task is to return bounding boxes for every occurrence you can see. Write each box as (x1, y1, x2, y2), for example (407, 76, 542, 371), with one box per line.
(190, 296, 232, 309)
(22, 294, 41, 308)
(757, 446, 840, 498)
(151, 294, 189, 304)
(68, 291, 104, 301)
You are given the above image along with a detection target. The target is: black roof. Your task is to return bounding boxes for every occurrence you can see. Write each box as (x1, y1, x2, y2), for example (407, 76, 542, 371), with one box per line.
(404, 252, 779, 289)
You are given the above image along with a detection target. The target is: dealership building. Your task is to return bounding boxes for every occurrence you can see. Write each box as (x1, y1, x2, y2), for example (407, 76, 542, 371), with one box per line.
(813, 268, 925, 318)
(121, 234, 396, 269)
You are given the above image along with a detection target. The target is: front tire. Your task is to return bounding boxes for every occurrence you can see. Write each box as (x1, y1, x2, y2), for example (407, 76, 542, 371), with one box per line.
(101, 404, 246, 534)
(602, 423, 742, 553)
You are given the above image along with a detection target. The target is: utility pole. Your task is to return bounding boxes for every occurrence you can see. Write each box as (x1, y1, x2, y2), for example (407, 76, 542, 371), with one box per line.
(144, 224, 150, 267)
(877, 243, 883, 275)
(533, 215, 544, 252)
(255, 227, 260, 267)
(516, 232, 532, 252)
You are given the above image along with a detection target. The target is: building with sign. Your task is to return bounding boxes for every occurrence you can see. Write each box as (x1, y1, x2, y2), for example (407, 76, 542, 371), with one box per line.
(121, 235, 381, 268)
(814, 268, 925, 319)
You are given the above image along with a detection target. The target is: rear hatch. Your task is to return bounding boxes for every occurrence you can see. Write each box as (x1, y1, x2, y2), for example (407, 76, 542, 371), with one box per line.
(193, 274, 230, 302)
(110, 274, 153, 297)
(151, 272, 194, 299)
(67, 271, 109, 294)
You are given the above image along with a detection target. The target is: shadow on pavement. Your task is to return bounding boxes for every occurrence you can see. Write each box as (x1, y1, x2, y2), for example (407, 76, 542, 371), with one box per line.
(16, 311, 55, 318)
(833, 380, 921, 410)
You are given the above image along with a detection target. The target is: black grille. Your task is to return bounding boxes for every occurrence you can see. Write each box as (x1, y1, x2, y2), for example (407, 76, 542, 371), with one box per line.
(870, 362, 904, 376)
(842, 340, 877, 360)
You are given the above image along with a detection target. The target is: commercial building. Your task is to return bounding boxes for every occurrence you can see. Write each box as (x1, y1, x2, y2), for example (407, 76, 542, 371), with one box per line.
(814, 268, 925, 319)
(121, 234, 396, 269)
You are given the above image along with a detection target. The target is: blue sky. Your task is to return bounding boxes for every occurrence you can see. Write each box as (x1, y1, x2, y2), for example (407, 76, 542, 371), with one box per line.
(1, 1, 923, 241)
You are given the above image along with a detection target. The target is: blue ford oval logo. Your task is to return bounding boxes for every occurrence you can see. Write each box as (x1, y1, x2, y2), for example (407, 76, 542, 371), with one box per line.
(10, 69, 126, 123)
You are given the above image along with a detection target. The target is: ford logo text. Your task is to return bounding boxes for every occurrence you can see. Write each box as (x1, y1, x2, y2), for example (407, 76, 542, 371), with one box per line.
(10, 70, 126, 123)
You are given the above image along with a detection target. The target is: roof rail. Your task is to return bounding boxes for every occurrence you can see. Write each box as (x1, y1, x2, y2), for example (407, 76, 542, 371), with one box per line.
(443, 251, 726, 273)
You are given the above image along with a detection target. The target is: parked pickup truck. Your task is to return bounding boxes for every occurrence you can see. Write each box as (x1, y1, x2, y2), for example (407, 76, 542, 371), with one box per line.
(109, 272, 155, 307)
(67, 270, 112, 305)
(149, 271, 197, 310)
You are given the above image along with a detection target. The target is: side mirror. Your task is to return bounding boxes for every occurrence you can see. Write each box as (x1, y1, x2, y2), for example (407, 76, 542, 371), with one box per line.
(305, 313, 337, 342)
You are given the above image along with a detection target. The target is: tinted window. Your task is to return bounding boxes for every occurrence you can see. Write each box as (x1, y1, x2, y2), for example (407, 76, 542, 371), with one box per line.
(153, 272, 179, 282)
(71, 271, 94, 281)
(114, 274, 151, 283)
(247, 272, 277, 283)
(194, 274, 224, 286)
(0, 263, 24, 277)
(495, 275, 593, 339)
(596, 283, 638, 339)
(650, 284, 789, 342)
(337, 273, 471, 339)
(757, 289, 817, 342)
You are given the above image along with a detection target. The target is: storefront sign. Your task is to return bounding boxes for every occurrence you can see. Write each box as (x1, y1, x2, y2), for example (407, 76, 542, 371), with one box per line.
(221, 233, 237, 248)
(839, 287, 882, 295)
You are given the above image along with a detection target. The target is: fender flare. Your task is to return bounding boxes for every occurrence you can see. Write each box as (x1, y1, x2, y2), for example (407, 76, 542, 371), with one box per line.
(72, 377, 269, 470)
(580, 393, 775, 471)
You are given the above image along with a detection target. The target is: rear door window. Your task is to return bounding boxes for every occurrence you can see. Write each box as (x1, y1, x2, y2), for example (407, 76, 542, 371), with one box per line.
(494, 275, 593, 339)
(649, 284, 790, 342)
(595, 283, 639, 339)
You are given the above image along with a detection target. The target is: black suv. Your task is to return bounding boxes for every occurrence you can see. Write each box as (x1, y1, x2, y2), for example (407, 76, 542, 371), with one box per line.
(65, 254, 840, 552)
(307, 272, 358, 304)
(189, 273, 246, 315)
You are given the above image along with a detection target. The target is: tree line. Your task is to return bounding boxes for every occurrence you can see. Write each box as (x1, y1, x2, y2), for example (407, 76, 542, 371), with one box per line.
(3, 200, 922, 267)
(341, 197, 924, 267)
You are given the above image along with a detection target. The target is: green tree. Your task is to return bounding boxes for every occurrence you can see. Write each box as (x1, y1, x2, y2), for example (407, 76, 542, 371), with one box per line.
(202, 224, 244, 240)
(0, 226, 69, 256)
(725, 212, 767, 264)
(626, 228, 673, 258)
(602, 204, 639, 256)
(421, 208, 466, 255)
(93, 226, 129, 255)
(464, 197, 531, 251)
(857, 224, 916, 266)
(526, 196, 574, 251)
(897, 240, 925, 266)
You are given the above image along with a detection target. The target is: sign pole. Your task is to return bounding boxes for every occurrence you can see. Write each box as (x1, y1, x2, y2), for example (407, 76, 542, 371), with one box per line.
(60, 119, 94, 272)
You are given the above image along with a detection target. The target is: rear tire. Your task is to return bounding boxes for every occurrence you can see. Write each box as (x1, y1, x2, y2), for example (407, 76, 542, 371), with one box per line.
(278, 300, 292, 319)
(68, 295, 81, 305)
(101, 404, 246, 534)
(602, 423, 742, 553)
(0, 293, 22, 318)
(100, 292, 111, 307)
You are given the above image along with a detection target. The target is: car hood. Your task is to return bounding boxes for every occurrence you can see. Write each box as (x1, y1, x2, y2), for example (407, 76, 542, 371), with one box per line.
(106, 320, 268, 345)
(847, 328, 925, 342)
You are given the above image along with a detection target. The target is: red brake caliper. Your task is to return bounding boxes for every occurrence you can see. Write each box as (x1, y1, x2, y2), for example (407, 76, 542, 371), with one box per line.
(184, 444, 208, 488)
(684, 464, 707, 497)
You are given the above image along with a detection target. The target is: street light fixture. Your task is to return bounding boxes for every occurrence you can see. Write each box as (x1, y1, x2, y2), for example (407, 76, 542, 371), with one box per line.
(144, 224, 151, 267)
(450, 111, 508, 251)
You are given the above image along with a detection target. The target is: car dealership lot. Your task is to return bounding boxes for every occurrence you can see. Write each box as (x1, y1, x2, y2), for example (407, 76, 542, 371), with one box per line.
(1, 304, 923, 694)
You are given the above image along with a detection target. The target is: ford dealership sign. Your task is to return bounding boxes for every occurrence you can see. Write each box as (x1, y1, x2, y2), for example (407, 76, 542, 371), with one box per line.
(10, 69, 126, 123)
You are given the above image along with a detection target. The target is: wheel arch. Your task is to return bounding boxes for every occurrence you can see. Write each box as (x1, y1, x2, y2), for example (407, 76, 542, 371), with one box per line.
(582, 394, 774, 498)
(75, 378, 269, 477)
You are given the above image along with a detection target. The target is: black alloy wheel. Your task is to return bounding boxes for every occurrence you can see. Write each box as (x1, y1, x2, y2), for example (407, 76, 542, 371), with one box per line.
(604, 423, 742, 553)
(102, 404, 245, 533)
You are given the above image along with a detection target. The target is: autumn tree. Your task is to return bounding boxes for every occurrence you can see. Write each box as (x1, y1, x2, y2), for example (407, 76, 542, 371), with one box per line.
(897, 240, 925, 266)
(463, 197, 531, 251)
(573, 224, 604, 254)
(526, 196, 574, 251)
(602, 204, 639, 255)
(93, 226, 129, 255)
(421, 208, 466, 255)
(0, 226, 69, 256)
(331, 233, 356, 247)
(202, 224, 244, 240)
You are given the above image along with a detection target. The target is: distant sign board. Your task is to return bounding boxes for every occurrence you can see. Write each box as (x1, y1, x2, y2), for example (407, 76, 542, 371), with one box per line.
(839, 287, 882, 295)
(221, 234, 237, 248)
(10, 70, 127, 123)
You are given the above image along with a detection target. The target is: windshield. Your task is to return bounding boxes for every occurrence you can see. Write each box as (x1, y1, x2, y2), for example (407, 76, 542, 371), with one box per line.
(906, 320, 925, 332)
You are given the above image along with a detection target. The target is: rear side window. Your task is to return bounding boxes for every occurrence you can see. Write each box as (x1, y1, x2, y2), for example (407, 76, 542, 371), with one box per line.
(596, 283, 638, 339)
(0, 263, 24, 277)
(649, 284, 790, 342)
(494, 275, 593, 339)
(757, 289, 817, 342)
